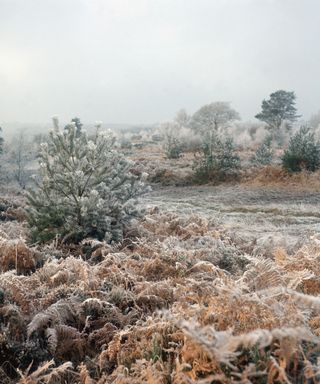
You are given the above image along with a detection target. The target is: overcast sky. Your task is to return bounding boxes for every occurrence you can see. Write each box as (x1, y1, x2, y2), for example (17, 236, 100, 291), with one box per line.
(0, 0, 319, 126)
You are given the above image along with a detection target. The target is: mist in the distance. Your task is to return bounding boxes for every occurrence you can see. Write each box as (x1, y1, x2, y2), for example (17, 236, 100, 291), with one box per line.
(1, 0, 319, 127)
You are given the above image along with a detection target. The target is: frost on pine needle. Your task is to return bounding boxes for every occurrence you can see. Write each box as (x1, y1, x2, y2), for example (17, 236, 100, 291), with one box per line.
(26, 118, 148, 244)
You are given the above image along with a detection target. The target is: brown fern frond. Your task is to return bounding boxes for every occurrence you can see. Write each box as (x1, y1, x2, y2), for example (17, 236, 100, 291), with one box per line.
(242, 257, 284, 291)
(179, 319, 316, 365)
(0, 238, 39, 275)
(46, 324, 85, 361)
(267, 356, 291, 384)
(45, 328, 58, 354)
(88, 322, 117, 351)
(79, 362, 96, 384)
(41, 361, 74, 383)
(17, 360, 54, 384)
(285, 269, 315, 290)
(27, 299, 78, 337)
(260, 287, 320, 312)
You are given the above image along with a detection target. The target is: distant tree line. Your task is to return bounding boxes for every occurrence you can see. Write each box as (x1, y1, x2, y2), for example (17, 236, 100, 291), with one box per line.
(162, 89, 320, 177)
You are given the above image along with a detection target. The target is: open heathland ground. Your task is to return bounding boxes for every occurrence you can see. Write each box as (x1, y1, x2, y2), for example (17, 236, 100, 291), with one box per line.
(0, 134, 320, 383)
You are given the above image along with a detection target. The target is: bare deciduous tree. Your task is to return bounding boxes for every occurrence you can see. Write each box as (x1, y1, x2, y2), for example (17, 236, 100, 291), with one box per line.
(10, 131, 33, 189)
(191, 102, 240, 135)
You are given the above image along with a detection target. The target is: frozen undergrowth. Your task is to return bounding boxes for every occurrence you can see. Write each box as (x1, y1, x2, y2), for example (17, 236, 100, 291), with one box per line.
(0, 188, 319, 382)
(144, 185, 320, 251)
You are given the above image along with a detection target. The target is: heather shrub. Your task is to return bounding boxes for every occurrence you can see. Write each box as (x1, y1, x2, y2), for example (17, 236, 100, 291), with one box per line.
(282, 126, 320, 172)
(27, 119, 147, 244)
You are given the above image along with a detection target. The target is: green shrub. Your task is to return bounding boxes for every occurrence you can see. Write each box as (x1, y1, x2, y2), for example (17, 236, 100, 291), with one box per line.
(161, 122, 183, 159)
(193, 133, 240, 182)
(164, 136, 182, 159)
(27, 119, 147, 244)
(282, 126, 320, 172)
(250, 134, 273, 166)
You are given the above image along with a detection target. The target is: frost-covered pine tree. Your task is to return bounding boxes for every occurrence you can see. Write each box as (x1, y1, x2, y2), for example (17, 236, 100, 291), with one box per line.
(193, 132, 240, 182)
(250, 134, 273, 166)
(27, 118, 147, 244)
(282, 126, 320, 172)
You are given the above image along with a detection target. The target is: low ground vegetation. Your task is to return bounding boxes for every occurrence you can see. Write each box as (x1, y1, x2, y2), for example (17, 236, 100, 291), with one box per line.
(0, 199, 319, 383)
(1, 93, 320, 382)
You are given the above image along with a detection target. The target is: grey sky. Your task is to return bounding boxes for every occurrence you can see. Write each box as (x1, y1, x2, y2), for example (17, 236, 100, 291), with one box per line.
(0, 0, 319, 126)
